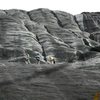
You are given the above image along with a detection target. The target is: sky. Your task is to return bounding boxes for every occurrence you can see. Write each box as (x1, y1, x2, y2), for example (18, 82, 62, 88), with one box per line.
(0, 0, 100, 15)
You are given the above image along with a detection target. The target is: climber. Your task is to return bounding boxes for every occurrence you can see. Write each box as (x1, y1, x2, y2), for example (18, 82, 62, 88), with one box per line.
(47, 56, 56, 64)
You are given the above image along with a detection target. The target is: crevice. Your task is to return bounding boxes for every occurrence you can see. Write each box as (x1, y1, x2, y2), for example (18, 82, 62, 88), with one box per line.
(82, 38, 93, 47)
(74, 16, 82, 31)
(21, 19, 47, 62)
(42, 46, 47, 61)
(51, 11, 63, 28)
(35, 35, 47, 61)
(24, 24, 30, 31)
(44, 25, 51, 33)
(27, 11, 34, 21)
(89, 33, 95, 41)
(82, 38, 90, 46)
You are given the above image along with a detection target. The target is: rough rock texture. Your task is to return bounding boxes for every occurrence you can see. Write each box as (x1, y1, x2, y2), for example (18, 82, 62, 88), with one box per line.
(0, 8, 100, 100)
(0, 9, 99, 63)
(0, 61, 100, 100)
(75, 12, 100, 43)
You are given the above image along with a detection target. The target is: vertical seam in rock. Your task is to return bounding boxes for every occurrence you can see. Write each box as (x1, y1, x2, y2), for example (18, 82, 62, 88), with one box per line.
(23, 13, 47, 62)
(26, 12, 33, 21)
(35, 35, 47, 62)
(21, 11, 47, 62)
(50, 11, 63, 28)
(44, 25, 51, 33)
(25, 25, 47, 61)
(74, 16, 82, 31)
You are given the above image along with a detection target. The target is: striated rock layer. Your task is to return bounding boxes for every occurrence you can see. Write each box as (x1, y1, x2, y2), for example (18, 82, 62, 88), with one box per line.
(0, 8, 100, 100)
(0, 9, 99, 63)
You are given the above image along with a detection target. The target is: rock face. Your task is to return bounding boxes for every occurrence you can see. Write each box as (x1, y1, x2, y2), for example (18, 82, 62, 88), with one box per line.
(0, 8, 100, 100)
(0, 9, 99, 63)
(75, 12, 100, 43)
